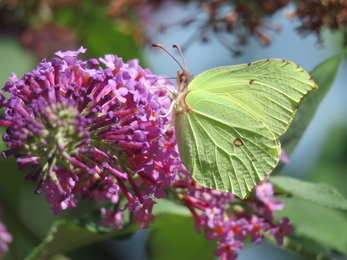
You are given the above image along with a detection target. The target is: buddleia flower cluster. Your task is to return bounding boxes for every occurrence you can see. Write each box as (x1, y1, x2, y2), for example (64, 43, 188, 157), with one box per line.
(0, 47, 293, 260)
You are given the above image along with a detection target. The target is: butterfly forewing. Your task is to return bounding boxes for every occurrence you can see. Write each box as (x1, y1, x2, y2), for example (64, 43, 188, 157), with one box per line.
(186, 59, 318, 137)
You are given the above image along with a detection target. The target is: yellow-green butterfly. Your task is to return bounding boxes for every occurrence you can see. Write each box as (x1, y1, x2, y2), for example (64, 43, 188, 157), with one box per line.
(153, 44, 318, 199)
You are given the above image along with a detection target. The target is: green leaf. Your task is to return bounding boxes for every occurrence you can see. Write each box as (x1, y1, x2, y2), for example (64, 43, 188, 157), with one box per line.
(24, 220, 136, 260)
(149, 199, 211, 260)
(280, 48, 347, 155)
(54, 2, 143, 63)
(266, 235, 339, 260)
(307, 124, 347, 198)
(81, 21, 142, 63)
(270, 176, 347, 210)
(147, 215, 216, 260)
(25, 199, 191, 260)
(149, 198, 211, 259)
(151, 197, 190, 217)
(277, 197, 347, 256)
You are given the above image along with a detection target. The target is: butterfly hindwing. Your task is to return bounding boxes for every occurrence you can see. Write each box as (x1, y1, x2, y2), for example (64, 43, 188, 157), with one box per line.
(175, 90, 280, 198)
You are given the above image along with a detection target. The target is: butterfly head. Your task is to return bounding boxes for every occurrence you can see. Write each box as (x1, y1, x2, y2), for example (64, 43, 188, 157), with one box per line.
(152, 43, 193, 90)
(176, 69, 193, 93)
(152, 43, 193, 113)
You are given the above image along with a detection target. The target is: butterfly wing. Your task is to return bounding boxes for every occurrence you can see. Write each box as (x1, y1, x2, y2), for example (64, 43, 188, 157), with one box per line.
(175, 59, 317, 198)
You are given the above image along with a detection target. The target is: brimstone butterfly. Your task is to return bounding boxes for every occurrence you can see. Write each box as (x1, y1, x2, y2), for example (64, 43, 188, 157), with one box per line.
(153, 44, 318, 199)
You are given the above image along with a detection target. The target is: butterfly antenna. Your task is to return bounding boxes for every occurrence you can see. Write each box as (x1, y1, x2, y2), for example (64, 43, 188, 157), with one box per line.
(152, 44, 185, 71)
(173, 44, 188, 71)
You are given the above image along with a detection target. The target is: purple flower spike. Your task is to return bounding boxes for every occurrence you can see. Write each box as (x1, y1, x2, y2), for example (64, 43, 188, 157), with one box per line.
(0, 47, 176, 218)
